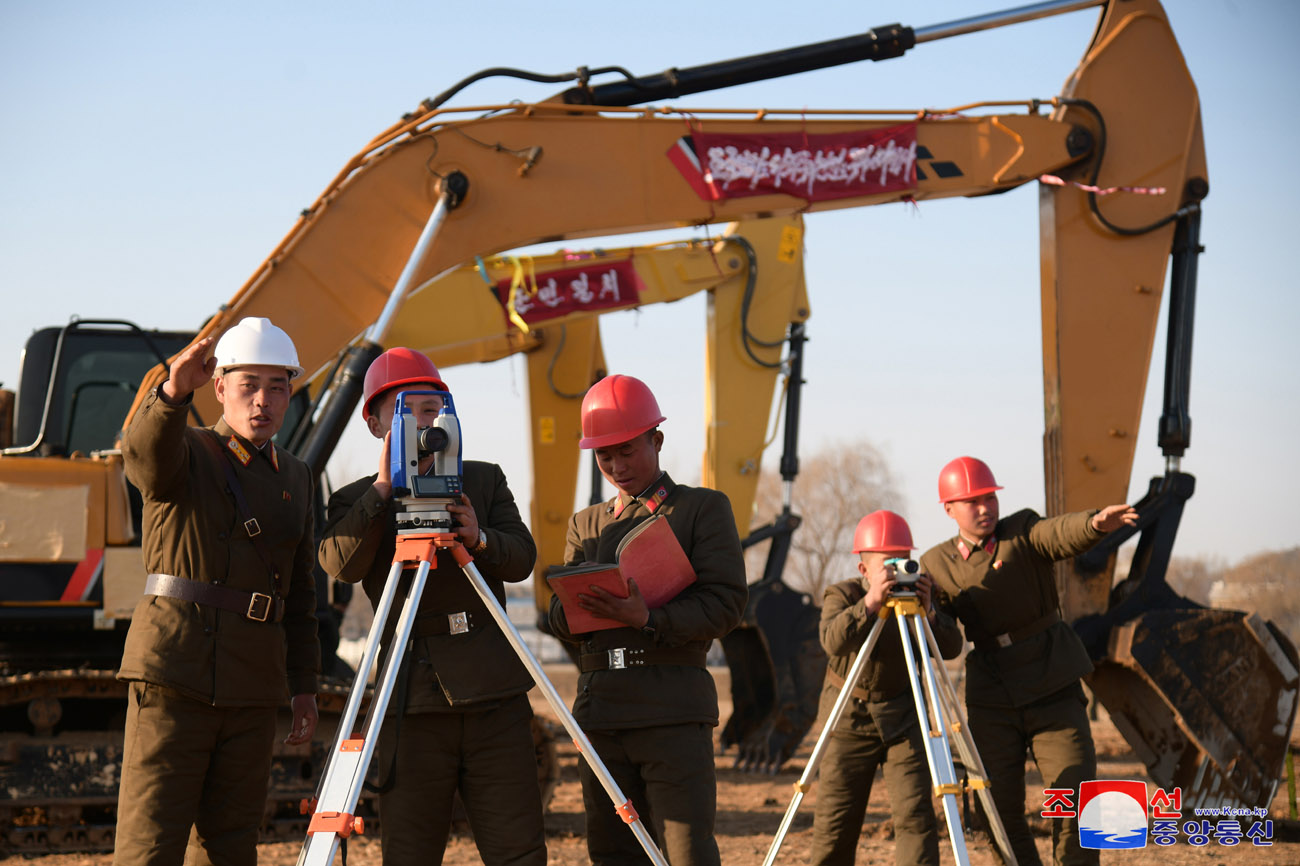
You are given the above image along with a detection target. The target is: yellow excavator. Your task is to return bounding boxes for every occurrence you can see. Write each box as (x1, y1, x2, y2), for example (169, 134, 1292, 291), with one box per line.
(2, 0, 1296, 850)
(384, 217, 824, 770)
(0, 218, 800, 851)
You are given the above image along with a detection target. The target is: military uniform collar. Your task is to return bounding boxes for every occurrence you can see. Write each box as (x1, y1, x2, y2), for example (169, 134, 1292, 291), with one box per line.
(955, 533, 996, 561)
(213, 418, 279, 471)
(609, 472, 675, 518)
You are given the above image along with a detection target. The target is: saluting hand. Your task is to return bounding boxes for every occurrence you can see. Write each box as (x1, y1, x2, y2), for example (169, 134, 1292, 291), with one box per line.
(578, 576, 651, 629)
(1092, 504, 1138, 533)
(285, 693, 318, 746)
(161, 337, 216, 403)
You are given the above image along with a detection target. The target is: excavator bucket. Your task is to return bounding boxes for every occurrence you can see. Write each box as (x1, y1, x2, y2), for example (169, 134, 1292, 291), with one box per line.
(1071, 472, 1299, 809)
(1088, 609, 1298, 810)
(720, 578, 826, 773)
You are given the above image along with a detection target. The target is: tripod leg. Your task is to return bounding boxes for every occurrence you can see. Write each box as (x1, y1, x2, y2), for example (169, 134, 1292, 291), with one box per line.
(453, 548, 670, 866)
(761, 615, 889, 866)
(918, 622, 1019, 866)
(898, 610, 971, 866)
(299, 555, 438, 866)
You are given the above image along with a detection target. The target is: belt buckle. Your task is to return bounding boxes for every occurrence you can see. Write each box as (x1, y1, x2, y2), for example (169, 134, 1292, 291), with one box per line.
(447, 612, 469, 635)
(244, 518, 261, 538)
(607, 648, 626, 670)
(247, 592, 272, 622)
(995, 633, 1012, 648)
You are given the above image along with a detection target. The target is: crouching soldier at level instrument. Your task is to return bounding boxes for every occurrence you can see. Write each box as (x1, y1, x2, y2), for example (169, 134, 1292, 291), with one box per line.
(921, 456, 1138, 866)
(317, 348, 545, 866)
(812, 509, 963, 866)
(114, 317, 320, 866)
(548, 374, 747, 866)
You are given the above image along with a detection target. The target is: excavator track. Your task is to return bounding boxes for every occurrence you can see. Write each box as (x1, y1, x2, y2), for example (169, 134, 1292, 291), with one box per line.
(0, 670, 558, 854)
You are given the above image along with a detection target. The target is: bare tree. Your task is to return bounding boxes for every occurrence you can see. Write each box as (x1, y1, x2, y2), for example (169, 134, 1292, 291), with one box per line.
(1211, 547, 1300, 649)
(1126, 548, 1300, 650)
(746, 438, 902, 601)
(1163, 553, 1228, 606)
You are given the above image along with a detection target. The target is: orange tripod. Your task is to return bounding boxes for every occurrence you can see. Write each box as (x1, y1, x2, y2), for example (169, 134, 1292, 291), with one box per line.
(296, 531, 668, 866)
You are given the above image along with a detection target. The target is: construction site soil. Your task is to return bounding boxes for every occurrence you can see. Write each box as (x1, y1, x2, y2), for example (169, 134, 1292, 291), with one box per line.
(10, 665, 1299, 865)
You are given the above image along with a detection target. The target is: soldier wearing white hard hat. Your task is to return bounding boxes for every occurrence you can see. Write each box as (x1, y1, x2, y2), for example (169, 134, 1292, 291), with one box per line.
(113, 317, 320, 866)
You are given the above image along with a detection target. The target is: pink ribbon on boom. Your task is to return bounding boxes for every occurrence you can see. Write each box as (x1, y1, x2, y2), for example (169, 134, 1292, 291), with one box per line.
(1040, 174, 1167, 196)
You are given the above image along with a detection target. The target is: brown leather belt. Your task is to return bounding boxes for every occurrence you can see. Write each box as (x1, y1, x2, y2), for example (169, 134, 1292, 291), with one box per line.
(825, 669, 889, 704)
(411, 611, 475, 638)
(972, 611, 1061, 653)
(145, 573, 284, 623)
(580, 647, 708, 672)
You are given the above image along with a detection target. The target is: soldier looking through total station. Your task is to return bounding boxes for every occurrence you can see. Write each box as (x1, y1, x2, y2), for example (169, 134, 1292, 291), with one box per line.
(811, 509, 963, 866)
(317, 347, 545, 866)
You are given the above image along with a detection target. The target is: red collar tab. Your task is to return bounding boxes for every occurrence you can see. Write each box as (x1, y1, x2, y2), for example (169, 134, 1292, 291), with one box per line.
(956, 535, 996, 561)
(226, 436, 252, 467)
(644, 483, 669, 513)
(609, 475, 673, 518)
(268, 443, 279, 472)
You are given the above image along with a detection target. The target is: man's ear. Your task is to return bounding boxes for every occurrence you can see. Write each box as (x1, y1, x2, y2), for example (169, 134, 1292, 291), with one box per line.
(213, 375, 226, 405)
(943, 501, 955, 519)
(366, 414, 385, 439)
(651, 429, 664, 452)
(856, 558, 870, 579)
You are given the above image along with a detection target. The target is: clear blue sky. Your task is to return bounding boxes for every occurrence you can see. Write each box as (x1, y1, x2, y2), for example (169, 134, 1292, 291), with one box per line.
(2, 1, 1296, 562)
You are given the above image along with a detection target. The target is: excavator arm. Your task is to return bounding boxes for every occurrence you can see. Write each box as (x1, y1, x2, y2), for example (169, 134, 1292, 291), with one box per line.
(384, 217, 822, 766)
(125, 104, 1087, 427)
(379, 216, 809, 603)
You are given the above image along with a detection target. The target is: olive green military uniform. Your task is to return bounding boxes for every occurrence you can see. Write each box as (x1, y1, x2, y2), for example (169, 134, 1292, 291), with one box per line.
(318, 462, 544, 866)
(114, 387, 319, 866)
(811, 578, 964, 866)
(548, 473, 748, 863)
(921, 508, 1103, 866)
(548, 473, 746, 866)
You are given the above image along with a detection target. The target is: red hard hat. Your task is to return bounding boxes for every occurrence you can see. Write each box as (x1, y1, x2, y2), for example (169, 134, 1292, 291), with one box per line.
(362, 348, 448, 421)
(579, 375, 666, 449)
(938, 456, 1003, 503)
(852, 510, 914, 554)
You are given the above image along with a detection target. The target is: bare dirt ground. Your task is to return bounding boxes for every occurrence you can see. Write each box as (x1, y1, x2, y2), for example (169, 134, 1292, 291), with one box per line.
(13, 665, 1300, 865)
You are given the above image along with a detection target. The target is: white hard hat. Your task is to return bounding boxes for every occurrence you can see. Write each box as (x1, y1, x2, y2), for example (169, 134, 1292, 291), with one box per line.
(213, 317, 305, 380)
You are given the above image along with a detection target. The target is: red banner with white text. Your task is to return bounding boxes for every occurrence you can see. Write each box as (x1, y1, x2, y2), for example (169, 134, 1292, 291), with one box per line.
(494, 258, 642, 327)
(668, 123, 917, 203)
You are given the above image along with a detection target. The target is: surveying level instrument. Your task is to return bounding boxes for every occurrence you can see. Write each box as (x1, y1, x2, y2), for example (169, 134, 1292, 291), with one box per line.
(762, 573, 1018, 866)
(297, 392, 669, 866)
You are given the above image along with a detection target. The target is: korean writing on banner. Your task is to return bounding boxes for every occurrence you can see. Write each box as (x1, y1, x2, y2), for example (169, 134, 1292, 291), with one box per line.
(495, 258, 642, 328)
(667, 123, 917, 203)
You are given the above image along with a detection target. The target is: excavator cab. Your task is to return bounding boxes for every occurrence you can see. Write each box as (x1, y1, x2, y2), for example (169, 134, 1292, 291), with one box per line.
(8, 322, 194, 459)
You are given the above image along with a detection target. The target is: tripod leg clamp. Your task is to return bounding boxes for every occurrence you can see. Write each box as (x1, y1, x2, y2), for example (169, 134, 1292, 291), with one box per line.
(616, 799, 640, 824)
(934, 783, 963, 796)
(308, 811, 365, 838)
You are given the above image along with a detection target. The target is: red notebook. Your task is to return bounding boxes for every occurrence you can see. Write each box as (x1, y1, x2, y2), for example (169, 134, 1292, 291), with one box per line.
(547, 514, 697, 633)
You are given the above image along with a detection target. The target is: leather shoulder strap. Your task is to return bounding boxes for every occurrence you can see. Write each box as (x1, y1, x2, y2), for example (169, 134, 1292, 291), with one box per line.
(197, 432, 281, 591)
